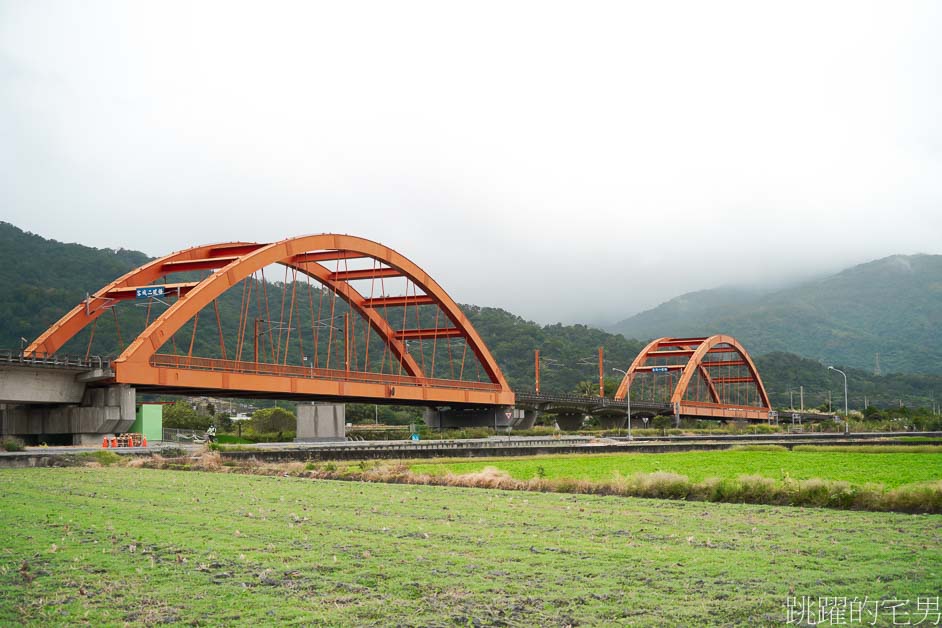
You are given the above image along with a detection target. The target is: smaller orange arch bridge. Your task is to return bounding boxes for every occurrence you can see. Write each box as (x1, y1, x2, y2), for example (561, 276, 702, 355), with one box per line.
(613, 335, 772, 422)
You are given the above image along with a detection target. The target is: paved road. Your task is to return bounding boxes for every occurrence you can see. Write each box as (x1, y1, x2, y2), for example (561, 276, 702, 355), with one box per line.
(2, 431, 937, 466)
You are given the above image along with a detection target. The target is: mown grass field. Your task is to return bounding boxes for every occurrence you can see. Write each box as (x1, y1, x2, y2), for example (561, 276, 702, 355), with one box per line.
(1, 467, 941, 626)
(409, 448, 942, 488)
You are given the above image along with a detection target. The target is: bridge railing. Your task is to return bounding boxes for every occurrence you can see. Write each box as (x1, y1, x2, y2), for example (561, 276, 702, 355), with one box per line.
(150, 354, 503, 392)
(514, 391, 624, 406)
(0, 350, 106, 370)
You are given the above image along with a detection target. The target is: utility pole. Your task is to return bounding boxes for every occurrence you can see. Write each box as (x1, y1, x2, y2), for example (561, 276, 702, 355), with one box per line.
(800, 386, 804, 412)
(534, 349, 540, 393)
(789, 390, 794, 410)
(598, 347, 604, 399)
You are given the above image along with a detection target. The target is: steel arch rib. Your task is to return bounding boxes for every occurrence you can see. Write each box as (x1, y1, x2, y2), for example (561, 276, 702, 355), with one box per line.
(113, 234, 510, 392)
(24, 242, 257, 357)
(613, 337, 667, 401)
(292, 236, 509, 388)
(670, 335, 771, 408)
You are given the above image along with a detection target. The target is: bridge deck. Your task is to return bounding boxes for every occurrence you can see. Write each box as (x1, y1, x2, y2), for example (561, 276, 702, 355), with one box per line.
(3, 352, 780, 421)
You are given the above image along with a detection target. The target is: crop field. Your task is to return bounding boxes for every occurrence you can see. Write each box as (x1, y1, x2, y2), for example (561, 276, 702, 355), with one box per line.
(1, 466, 941, 626)
(409, 447, 942, 488)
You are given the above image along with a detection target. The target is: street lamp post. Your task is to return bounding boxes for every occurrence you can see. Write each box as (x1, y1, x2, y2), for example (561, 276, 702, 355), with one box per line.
(612, 368, 632, 441)
(827, 366, 849, 434)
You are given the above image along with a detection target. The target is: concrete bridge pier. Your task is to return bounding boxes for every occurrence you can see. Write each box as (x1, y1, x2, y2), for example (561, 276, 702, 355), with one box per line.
(295, 403, 346, 442)
(554, 412, 585, 431)
(511, 408, 540, 430)
(596, 414, 627, 430)
(0, 384, 136, 446)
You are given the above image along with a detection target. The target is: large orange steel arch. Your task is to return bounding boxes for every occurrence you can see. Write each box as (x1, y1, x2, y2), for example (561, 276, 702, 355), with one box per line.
(26, 241, 255, 358)
(26, 234, 512, 404)
(613, 334, 771, 409)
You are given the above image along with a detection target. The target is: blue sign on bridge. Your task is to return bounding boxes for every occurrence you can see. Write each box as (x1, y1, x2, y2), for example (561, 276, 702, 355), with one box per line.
(136, 286, 165, 299)
(651, 366, 670, 373)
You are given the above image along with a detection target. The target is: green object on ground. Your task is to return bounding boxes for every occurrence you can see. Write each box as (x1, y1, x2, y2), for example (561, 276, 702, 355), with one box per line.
(128, 403, 163, 443)
(215, 434, 252, 444)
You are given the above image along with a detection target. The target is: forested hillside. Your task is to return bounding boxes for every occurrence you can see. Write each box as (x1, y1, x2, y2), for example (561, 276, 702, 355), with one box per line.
(754, 352, 942, 412)
(0, 223, 149, 349)
(1, 222, 940, 409)
(611, 255, 942, 375)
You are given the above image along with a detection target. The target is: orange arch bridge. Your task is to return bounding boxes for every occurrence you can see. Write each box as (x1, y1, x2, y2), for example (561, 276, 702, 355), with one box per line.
(25, 235, 514, 408)
(613, 335, 772, 422)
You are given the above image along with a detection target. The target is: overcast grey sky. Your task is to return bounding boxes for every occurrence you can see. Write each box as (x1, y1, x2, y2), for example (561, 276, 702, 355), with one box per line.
(2, 1, 941, 324)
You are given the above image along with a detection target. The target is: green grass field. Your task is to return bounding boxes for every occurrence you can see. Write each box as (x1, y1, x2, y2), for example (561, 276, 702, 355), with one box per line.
(409, 448, 942, 488)
(1, 467, 940, 626)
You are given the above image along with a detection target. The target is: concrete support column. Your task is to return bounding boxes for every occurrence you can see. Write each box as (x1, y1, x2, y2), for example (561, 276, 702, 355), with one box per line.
(555, 413, 585, 431)
(0, 385, 135, 444)
(596, 415, 627, 430)
(424, 407, 441, 429)
(296, 403, 346, 442)
(511, 408, 540, 430)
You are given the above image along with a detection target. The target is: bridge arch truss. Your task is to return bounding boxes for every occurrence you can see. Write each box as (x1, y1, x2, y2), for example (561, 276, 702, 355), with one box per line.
(25, 235, 514, 407)
(613, 335, 772, 421)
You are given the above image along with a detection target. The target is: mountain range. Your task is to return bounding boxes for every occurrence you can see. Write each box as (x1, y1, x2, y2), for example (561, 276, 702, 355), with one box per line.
(610, 254, 942, 375)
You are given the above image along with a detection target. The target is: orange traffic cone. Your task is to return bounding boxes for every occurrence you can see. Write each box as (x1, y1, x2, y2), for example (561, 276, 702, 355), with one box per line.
(110, 436, 118, 448)
(141, 436, 147, 448)
(102, 436, 109, 448)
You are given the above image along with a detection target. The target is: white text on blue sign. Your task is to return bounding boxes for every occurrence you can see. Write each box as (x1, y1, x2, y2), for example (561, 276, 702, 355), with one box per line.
(136, 287, 165, 299)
